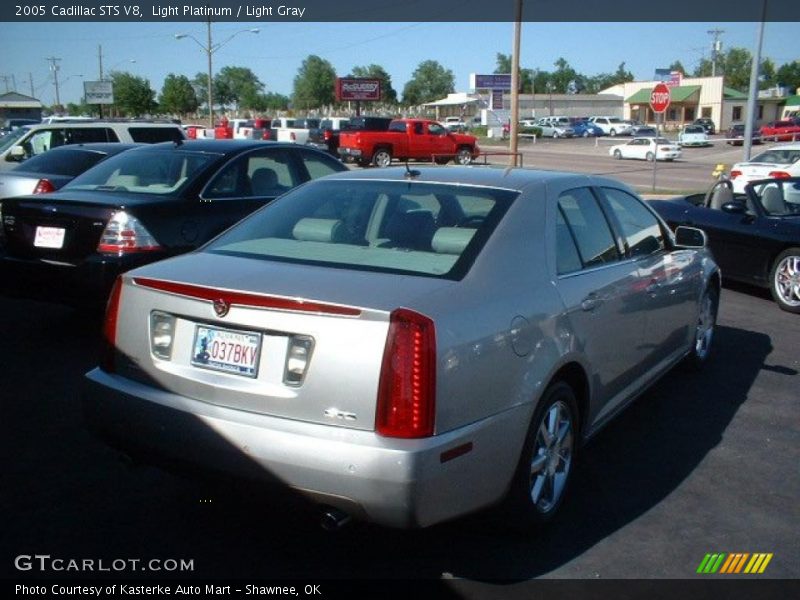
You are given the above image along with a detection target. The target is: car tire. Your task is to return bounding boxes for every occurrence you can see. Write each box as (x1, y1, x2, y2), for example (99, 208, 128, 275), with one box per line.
(609, 128, 617, 137)
(582, 131, 590, 138)
(372, 148, 392, 168)
(552, 131, 560, 139)
(455, 147, 473, 165)
(687, 285, 719, 368)
(770, 248, 800, 313)
(503, 381, 578, 529)
(646, 151, 655, 162)
(613, 149, 622, 160)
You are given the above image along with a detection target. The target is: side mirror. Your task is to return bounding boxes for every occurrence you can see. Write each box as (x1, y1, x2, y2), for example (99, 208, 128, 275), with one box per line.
(8, 146, 25, 161)
(721, 201, 747, 214)
(674, 226, 707, 249)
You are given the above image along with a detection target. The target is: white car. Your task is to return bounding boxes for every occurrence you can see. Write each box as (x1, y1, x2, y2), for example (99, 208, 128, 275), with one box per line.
(443, 116, 466, 131)
(588, 116, 632, 136)
(609, 137, 682, 162)
(729, 143, 800, 194)
(678, 125, 710, 147)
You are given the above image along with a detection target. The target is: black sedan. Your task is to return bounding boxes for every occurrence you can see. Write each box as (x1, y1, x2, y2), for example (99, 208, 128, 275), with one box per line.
(650, 177, 800, 313)
(0, 140, 347, 306)
(0, 143, 140, 200)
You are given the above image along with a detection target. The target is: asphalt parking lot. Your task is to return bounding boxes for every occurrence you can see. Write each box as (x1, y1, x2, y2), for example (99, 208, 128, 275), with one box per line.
(477, 134, 769, 193)
(2, 277, 798, 592)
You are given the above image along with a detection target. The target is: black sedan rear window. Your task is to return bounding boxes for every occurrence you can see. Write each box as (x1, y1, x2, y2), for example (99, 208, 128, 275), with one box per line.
(11, 148, 109, 176)
(205, 180, 517, 279)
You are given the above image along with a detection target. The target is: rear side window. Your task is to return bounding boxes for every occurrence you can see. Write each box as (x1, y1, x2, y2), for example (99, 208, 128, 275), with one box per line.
(205, 149, 299, 199)
(555, 207, 583, 275)
(298, 150, 346, 179)
(127, 127, 184, 143)
(557, 188, 619, 268)
(205, 180, 516, 280)
(66, 128, 115, 143)
(389, 121, 407, 133)
(599, 188, 665, 258)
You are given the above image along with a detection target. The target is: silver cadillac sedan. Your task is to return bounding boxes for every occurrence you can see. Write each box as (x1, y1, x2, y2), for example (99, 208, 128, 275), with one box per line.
(83, 167, 720, 529)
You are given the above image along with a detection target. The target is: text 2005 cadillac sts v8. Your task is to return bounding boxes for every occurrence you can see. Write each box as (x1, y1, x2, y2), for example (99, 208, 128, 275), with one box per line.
(83, 167, 720, 529)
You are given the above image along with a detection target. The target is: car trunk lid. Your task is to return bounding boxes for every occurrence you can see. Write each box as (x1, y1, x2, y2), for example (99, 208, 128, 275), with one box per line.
(110, 253, 454, 431)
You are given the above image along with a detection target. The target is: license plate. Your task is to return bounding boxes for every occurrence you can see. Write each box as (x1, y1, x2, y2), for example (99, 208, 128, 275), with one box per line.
(34, 226, 66, 249)
(191, 325, 261, 378)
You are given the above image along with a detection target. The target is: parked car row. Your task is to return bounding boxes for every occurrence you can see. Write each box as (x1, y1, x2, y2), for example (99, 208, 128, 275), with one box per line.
(6, 128, 797, 536)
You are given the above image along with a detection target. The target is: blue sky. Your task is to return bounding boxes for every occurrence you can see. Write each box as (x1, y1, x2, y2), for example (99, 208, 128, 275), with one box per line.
(1, 21, 797, 106)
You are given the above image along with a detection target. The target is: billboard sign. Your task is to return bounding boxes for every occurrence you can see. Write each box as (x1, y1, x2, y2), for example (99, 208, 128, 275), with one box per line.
(83, 80, 114, 105)
(335, 78, 381, 101)
(471, 73, 512, 91)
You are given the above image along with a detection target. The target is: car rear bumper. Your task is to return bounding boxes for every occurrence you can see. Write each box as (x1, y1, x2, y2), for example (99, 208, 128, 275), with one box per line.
(0, 250, 171, 307)
(82, 368, 527, 528)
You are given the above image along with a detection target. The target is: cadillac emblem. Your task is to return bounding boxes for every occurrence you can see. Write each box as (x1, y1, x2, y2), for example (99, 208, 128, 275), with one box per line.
(213, 298, 230, 318)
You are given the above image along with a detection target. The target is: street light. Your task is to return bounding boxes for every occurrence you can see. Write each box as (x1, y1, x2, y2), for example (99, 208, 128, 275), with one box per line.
(176, 21, 260, 128)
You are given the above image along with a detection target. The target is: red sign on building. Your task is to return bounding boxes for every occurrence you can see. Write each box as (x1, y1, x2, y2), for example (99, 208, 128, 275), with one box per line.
(335, 78, 382, 102)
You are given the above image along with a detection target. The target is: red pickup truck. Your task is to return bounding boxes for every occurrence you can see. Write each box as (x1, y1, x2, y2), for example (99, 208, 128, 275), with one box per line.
(338, 119, 480, 167)
(760, 120, 800, 142)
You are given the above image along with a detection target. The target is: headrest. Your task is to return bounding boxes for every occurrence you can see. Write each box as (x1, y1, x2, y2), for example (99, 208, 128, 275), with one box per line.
(431, 227, 476, 255)
(251, 168, 278, 195)
(292, 218, 342, 243)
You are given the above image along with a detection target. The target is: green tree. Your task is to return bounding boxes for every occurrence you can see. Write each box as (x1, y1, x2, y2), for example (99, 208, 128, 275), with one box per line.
(549, 57, 580, 94)
(776, 60, 800, 93)
(493, 53, 533, 93)
(402, 60, 455, 105)
(669, 60, 687, 75)
(215, 66, 264, 111)
(110, 71, 157, 117)
(250, 92, 291, 112)
(159, 74, 198, 116)
(292, 55, 337, 110)
(349, 64, 397, 103)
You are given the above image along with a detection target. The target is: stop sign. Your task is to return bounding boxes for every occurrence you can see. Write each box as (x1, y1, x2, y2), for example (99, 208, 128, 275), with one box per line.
(650, 83, 671, 113)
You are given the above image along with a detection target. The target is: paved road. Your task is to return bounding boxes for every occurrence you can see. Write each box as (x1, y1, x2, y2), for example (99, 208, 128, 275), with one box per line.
(2, 282, 798, 591)
(479, 136, 765, 194)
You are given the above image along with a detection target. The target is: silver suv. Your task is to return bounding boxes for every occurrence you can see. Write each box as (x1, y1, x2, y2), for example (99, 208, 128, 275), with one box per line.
(0, 120, 185, 171)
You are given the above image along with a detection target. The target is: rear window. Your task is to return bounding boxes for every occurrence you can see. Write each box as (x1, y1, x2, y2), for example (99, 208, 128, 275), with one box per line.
(750, 150, 800, 165)
(204, 180, 517, 279)
(64, 148, 218, 195)
(128, 127, 185, 143)
(11, 148, 109, 176)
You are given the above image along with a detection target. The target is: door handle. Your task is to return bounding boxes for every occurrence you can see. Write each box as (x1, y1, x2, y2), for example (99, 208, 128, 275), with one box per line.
(646, 279, 661, 295)
(581, 293, 601, 311)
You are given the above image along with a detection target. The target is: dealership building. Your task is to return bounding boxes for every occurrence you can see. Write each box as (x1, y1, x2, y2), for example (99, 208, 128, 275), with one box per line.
(601, 75, 785, 131)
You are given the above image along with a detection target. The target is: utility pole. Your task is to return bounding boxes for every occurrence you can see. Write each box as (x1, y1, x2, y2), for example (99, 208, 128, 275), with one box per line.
(743, 2, 768, 161)
(28, 73, 34, 97)
(509, 0, 522, 167)
(12, 74, 17, 91)
(98, 45, 104, 118)
(707, 28, 725, 77)
(45, 56, 62, 107)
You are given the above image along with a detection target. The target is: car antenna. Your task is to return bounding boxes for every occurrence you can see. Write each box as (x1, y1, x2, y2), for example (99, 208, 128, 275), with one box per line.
(403, 160, 420, 179)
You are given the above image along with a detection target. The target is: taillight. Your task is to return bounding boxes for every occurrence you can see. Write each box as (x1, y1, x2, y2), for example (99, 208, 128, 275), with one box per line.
(33, 179, 55, 194)
(323, 130, 333, 141)
(101, 276, 123, 372)
(376, 308, 436, 438)
(730, 170, 742, 179)
(97, 211, 161, 254)
(290, 131, 296, 141)
(768, 171, 790, 179)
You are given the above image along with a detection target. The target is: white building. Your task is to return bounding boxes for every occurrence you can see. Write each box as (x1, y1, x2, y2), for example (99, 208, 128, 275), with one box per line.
(601, 76, 782, 131)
